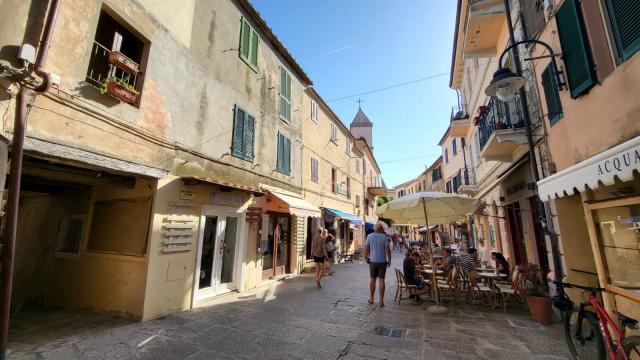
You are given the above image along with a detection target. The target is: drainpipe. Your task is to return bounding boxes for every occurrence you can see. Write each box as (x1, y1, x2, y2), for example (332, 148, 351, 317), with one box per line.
(0, 1, 60, 358)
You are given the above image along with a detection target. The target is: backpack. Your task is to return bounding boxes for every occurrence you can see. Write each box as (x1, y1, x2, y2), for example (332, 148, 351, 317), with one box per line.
(326, 240, 336, 252)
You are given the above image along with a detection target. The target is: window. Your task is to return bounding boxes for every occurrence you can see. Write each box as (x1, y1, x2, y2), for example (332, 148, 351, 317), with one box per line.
(345, 139, 352, 155)
(589, 197, 640, 301)
(605, 0, 640, 61)
(346, 177, 351, 198)
(231, 106, 255, 161)
(311, 100, 318, 123)
(331, 167, 337, 193)
(310, 157, 319, 183)
(365, 198, 370, 215)
(279, 67, 292, 122)
(55, 215, 86, 255)
(239, 17, 259, 70)
(432, 167, 441, 182)
(541, 64, 564, 126)
(556, 0, 597, 98)
(445, 149, 449, 164)
(276, 132, 291, 175)
(356, 158, 361, 175)
(355, 194, 361, 208)
(363, 160, 367, 176)
(445, 181, 452, 193)
(330, 123, 338, 142)
(86, 11, 146, 106)
(452, 139, 457, 156)
(461, 137, 466, 149)
(88, 197, 152, 256)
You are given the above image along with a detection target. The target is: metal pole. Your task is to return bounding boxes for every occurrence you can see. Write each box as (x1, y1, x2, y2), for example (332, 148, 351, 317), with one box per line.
(0, 1, 60, 357)
(421, 201, 439, 306)
(503, 0, 563, 282)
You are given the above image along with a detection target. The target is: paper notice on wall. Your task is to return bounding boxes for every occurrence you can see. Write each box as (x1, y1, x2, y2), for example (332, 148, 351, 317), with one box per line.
(259, 214, 269, 252)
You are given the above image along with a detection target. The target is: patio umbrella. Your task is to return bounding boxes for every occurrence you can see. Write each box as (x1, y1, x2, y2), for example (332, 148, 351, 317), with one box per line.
(376, 191, 477, 313)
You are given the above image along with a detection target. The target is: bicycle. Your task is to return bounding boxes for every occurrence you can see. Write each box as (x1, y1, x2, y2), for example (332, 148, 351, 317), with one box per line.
(552, 281, 640, 359)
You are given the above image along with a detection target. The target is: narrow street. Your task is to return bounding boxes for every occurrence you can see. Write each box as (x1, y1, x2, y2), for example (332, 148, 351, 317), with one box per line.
(10, 250, 571, 360)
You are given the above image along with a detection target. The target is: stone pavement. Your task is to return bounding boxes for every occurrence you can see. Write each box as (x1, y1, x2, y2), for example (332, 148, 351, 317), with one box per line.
(9, 251, 572, 359)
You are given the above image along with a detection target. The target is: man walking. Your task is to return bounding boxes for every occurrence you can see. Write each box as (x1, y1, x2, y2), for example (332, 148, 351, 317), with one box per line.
(364, 222, 392, 307)
(311, 227, 328, 288)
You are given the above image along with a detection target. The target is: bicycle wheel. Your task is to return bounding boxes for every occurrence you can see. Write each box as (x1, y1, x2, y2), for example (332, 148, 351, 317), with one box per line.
(563, 311, 606, 360)
(623, 335, 640, 360)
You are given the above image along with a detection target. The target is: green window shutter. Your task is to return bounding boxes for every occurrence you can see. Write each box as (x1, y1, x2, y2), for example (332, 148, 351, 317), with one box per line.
(243, 114, 255, 160)
(239, 19, 250, 62)
(276, 133, 284, 172)
(541, 64, 564, 125)
(284, 136, 291, 174)
(279, 68, 291, 122)
(231, 107, 245, 158)
(606, 0, 640, 61)
(249, 29, 258, 68)
(556, 0, 596, 98)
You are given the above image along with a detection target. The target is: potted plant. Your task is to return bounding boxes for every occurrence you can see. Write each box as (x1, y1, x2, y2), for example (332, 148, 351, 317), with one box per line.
(108, 51, 140, 74)
(100, 77, 139, 104)
(520, 263, 552, 325)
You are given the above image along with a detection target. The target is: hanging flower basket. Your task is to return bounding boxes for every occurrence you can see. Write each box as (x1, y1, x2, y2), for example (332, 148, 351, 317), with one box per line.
(108, 51, 140, 73)
(101, 78, 139, 104)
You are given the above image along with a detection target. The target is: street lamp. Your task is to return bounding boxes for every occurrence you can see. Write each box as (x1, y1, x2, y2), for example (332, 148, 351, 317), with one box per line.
(484, 0, 566, 284)
(485, 39, 566, 101)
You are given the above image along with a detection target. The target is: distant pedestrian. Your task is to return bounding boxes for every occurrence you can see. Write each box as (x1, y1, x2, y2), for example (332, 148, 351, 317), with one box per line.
(325, 229, 337, 275)
(312, 228, 328, 288)
(364, 222, 392, 307)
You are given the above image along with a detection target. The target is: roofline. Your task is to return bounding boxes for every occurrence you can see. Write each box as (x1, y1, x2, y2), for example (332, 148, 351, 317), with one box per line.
(449, 0, 462, 88)
(437, 126, 452, 146)
(354, 138, 381, 174)
(236, 0, 312, 85)
(307, 87, 355, 142)
(426, 156, 443, 172)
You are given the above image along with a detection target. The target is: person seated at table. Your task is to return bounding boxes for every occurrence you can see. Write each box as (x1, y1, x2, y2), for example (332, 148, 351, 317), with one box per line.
(491, 252, 510, 276)
(403, 251, 429, 303)
(437, 248, 457, 272)
(460, 248, 480, 277)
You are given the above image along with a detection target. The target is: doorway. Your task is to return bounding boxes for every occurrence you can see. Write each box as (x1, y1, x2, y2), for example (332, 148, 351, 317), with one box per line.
(195, 213, 240, 301)
(505, 202, 527, 266)
(262, 213, 291, 279)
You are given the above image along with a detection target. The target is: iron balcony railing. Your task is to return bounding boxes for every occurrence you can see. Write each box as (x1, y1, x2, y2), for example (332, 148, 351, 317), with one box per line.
(478, 96, 525, 150)
(86, 41, 140, 89)
(366, 176, 382, 188)
(451, 104, 469, 122)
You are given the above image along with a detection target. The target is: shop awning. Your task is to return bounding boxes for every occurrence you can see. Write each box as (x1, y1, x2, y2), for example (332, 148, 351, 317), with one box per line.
(365, 221, 375, 230)
(261, 185, 321, 218)
(323, 208, 363, 225)
(538, 136, 640, 200)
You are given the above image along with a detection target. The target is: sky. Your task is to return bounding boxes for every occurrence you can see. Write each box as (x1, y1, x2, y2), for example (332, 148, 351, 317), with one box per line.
(250, 0, 459, 188)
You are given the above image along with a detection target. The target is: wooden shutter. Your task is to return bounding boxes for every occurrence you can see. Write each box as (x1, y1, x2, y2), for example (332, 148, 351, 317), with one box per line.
(279, 68, 290, 121)
(243, 114, 255, 160)
(240, 19, 250, 62)
(232, 107, 245, 158)
(284, 136, 291, 174)
(88, 197, 152, 256)
(541, 64, 564, 125)
(606, 0, 640, 61)
(556, 0, 597, 98)
(249, 29, 258, 68)
(276, 133, 284, 172)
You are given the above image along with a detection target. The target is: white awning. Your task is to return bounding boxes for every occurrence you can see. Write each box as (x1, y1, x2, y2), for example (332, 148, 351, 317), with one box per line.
(417, 225, 437, 232)
(261, 185, 321, 218)
(537, 136, 640, 200)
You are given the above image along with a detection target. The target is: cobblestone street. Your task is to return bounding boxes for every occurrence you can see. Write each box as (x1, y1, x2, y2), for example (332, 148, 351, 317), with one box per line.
(9, 251, 571, 359)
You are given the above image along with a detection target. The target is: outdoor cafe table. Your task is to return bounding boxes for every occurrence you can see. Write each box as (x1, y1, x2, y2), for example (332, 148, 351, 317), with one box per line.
(477, 271, 508, 288)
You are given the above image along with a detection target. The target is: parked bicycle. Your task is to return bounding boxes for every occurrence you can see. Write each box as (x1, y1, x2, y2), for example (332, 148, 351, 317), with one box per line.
(552, 281, 640, 359)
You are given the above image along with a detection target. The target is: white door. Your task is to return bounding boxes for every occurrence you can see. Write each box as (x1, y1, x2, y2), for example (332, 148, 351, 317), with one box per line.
(195, 213, 240, 301)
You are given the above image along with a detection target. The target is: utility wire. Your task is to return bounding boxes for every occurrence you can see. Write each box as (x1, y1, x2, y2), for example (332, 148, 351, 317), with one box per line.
(328, 72, 450, 102)
(379, 154, 441, 164)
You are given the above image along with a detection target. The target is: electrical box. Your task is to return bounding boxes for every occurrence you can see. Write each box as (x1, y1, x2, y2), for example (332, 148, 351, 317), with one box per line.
(18, 44, 36, 64)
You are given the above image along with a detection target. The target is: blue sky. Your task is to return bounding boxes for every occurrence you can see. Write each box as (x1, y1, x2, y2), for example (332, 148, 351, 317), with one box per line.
(251, 0, 458, 187)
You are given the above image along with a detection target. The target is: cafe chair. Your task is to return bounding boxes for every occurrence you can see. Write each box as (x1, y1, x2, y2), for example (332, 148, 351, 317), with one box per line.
(436, 266, 460, 304)
(467, 274, 495, 308)
(394, 268, 417, 304)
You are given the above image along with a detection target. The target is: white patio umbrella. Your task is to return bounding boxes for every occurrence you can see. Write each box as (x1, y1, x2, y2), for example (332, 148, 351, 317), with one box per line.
(376, 191, 477, 313)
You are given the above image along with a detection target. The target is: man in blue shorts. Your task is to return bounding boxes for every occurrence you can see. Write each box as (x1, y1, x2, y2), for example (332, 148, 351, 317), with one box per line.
(364, 222, 392, 307)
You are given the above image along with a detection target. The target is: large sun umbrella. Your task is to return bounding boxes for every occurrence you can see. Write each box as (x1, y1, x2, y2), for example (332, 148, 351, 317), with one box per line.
(376, 191, 477, 313)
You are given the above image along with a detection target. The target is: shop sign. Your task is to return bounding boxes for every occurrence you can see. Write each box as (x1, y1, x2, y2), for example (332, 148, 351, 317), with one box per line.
(180, 189, 195, 200)
(596, 148, 640, 176)
(246, 206, 262, 222)
(336, 184, 348, 196)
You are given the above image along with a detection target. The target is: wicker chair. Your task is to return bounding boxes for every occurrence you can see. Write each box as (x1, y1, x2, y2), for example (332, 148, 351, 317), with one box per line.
(394, 268, 417, 304)
(436, 266, 461, 304)
(467, 273, 495, 307)
(495, 270, 527, 311)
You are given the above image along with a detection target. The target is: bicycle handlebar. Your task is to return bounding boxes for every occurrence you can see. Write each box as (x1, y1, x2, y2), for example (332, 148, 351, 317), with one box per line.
(554, 280, 605, 294)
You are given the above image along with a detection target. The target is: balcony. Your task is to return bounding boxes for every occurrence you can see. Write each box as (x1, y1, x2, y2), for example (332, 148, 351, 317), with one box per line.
(366, 176, 385, 196)
(477, 96, 528, 162)
(86, 41, 141, 104)
(450, 104, 470, 137)
(457, 166, 478, 196)
(463, 0, 505, 59)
